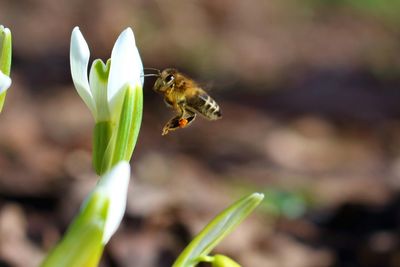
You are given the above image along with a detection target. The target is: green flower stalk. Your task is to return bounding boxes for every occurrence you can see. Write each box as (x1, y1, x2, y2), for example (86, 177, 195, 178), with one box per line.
(173, 193, 264, 267)
(0, 25, 12, 112)
(70, 27, 143, 175)
(40, 161, 131, 267)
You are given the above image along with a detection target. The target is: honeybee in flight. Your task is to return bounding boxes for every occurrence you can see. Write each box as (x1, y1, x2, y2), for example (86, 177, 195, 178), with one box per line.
(144, 68, 222, 135)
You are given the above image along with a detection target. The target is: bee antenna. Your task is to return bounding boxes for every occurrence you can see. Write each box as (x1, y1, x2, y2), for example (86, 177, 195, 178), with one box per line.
(141, 73, 160, 77)
(143, 67, 161, 74)
(142, 67, 161, 78)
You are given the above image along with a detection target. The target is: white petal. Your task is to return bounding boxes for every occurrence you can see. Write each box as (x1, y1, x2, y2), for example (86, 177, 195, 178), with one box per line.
(70, 27, 96, 117)
(98, 161, 131, 244)
(0, 71, 11, 94)
(107, 28, 143, 116)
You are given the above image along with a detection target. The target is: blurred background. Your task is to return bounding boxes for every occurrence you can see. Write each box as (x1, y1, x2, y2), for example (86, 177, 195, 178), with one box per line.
(1, 0, 400, 266)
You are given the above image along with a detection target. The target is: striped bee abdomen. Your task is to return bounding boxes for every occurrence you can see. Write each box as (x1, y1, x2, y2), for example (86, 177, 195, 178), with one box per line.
(187, 91, 222, 120)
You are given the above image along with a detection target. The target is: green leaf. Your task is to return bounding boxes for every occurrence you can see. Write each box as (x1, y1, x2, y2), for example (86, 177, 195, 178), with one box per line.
(173, 193, 264, 267)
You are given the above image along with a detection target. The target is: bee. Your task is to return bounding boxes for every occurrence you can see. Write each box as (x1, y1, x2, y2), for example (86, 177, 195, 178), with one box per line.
(145, 68, 222, 135)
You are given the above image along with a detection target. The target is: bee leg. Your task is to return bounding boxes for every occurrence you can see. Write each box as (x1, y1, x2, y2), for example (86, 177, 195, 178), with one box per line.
(162, 102, 195, 135)
(164, 97, 173, 108)
(161, 112, 196, 135)
(162, 115, 182, 135)
(162, 102, 186, 134)
(173, 101, 185, 116)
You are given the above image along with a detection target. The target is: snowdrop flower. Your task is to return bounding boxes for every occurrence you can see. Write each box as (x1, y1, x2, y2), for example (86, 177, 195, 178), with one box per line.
(70, 26, 143, 122)
(0, 25, 12, 111)
(41, 162, 131, 267)
(70, 27, 144, 174)
(94, 161, 130, 243)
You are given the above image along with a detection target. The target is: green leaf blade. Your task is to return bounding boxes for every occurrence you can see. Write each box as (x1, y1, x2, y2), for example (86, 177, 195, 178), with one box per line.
(173, 193, 264, 267)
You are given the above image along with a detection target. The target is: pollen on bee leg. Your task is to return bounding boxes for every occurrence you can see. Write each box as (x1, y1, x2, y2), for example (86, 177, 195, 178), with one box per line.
(179, 118, 188, 128)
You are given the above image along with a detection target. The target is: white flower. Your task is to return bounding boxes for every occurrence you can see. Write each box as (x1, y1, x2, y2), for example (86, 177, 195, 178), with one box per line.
(40, 162, 131, 266)
(70, 27, 143, 122)
(0, 70, 11, 94)
(86, 161, 131, 244)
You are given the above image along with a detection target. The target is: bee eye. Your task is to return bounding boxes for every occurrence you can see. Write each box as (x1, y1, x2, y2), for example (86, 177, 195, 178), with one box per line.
(165, 74, 174, 84)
